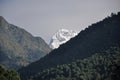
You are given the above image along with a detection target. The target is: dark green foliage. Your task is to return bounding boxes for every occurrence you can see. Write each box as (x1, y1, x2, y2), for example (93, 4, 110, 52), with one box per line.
(0, 16, 51, 70)
(19, 12, 120, 80)
(0, 66, 21, 80)
(30, 46, 120, 80)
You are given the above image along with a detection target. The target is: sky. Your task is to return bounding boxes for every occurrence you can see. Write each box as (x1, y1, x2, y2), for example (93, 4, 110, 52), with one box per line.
(0, 0, 120, 43)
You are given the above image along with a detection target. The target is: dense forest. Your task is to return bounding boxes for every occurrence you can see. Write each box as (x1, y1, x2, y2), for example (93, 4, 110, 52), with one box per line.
(19, 12, 120, 80)
(0, 66, 21, 80)
(30, 45, 120, 80)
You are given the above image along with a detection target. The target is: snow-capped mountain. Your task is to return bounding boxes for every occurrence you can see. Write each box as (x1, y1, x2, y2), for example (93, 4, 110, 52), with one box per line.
(49, 29, 79, 49)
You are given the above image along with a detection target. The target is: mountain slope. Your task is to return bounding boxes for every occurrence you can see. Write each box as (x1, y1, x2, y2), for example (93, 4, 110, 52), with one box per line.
(31, 45, 120, 80)
(19, 12, 120, 80)
(49, 29, 79, 49)
(0, 16, 51, 70)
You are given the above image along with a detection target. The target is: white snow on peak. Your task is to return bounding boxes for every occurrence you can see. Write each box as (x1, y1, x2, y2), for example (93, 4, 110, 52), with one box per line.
(49, 29, 79, 49)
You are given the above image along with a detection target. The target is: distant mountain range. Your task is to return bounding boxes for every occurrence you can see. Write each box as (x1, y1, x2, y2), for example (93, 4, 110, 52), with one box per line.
(19, 12, 120, 80)
(0, 16, 51, 70)
(49, 29, 79, 49)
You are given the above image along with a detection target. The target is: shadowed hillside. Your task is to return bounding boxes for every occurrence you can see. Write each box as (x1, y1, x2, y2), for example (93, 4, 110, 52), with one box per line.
(31, 45, 120, 80)
(19, 12, 120, 80)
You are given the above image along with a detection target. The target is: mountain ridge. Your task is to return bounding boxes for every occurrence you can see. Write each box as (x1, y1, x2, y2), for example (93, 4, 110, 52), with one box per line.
(0, 16, 51, 70)
(19, 12, 120, 80)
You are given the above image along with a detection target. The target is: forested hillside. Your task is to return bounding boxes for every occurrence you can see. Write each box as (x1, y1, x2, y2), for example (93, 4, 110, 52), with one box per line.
(0, 66, 21, 80)
(19, 12, 120, 80)
(0, 16, 51, 70)
(30, 45, 120, 80)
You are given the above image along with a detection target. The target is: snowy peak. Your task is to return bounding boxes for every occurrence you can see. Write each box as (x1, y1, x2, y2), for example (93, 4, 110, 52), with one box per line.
(49, 29, 79, 49)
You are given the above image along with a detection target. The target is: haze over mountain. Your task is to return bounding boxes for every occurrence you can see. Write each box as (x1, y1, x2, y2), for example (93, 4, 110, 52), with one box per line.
(0, 16, 51, 70)
(19, 12, 120, 80)
(1, 0, 120, 43)
(49, 29, 79, 49)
